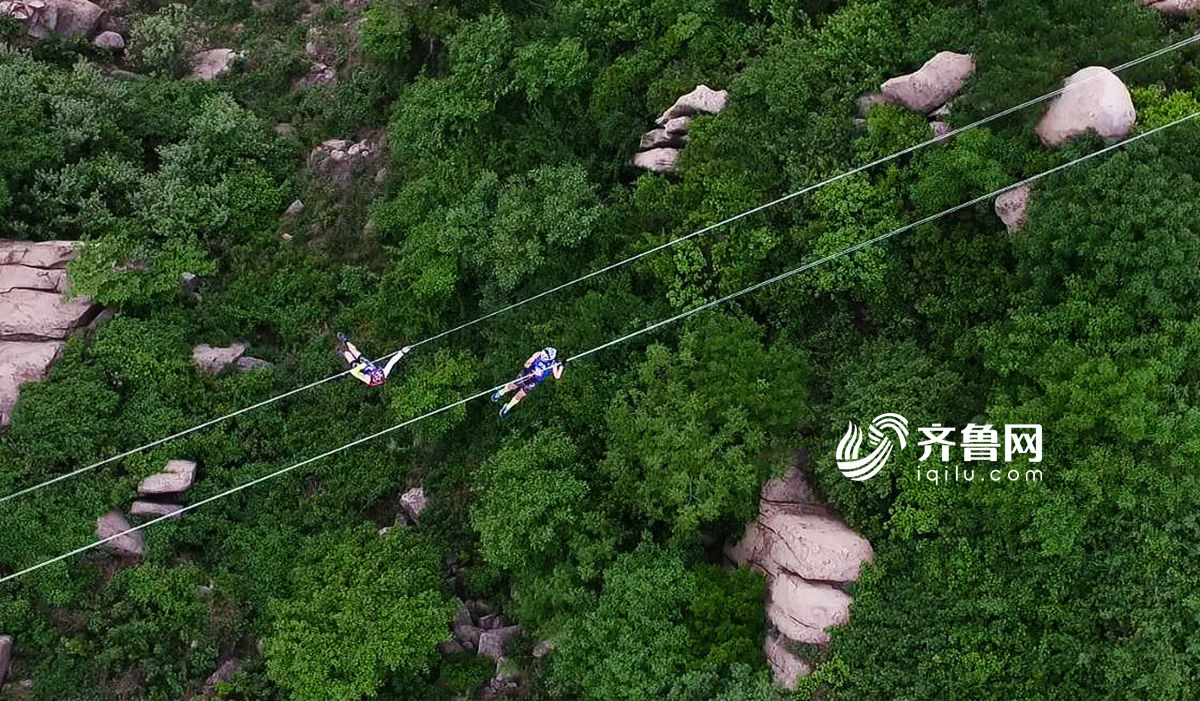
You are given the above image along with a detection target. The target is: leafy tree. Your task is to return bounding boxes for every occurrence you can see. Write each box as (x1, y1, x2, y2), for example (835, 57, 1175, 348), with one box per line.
(265, 527, 456, 700)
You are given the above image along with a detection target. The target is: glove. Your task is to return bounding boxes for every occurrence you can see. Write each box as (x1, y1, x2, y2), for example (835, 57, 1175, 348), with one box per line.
(401, 346, 412, 355)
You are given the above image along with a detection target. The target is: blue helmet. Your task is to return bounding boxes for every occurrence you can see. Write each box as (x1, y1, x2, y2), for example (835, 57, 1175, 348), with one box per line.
(543, 347, 558, 361)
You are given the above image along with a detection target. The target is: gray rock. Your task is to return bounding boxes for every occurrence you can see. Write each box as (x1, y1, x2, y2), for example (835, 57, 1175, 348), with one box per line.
(453, 604, 473, 629)
(193, 343, 247, 374)
(532, 640, 553, 658)
(275, 123, 296, 139)
(400, 487, 427, 523)
(477, 625, 521, 660)
(137, 459, 197, 496)
(477, 613, 503, 630)
(638, 127, 688, 151)
(439, 639, 465, 655)
(0, 635, 10, 688)
(92, 29, 123, 50)
(130, 500, 184, 518)
(180, 272, 201, 294)
(202, 659, 241, 695)
(95, 509, 143, 557)
(930, 121, 952, 139)
(189, 49, 240, 81)
(233, 355, 272, 372)
(285, 199, 304, 217)
(453, 624, 481, 647)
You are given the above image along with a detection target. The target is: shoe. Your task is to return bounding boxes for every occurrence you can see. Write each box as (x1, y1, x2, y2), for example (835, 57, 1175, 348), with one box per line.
(499, 404, 511, 419)
(491, 389, 504, 403)
(336, 332, 349, 344)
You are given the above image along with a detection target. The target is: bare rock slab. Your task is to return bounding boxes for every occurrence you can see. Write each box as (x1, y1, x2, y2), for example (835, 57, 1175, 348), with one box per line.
(880, 51, 976, 114)
(765, 633, 810, 690)
(729, 509, 873, 584)
(1037, 66, 1135, 147)
(767, 575, 851, 645)
(137, 459, 196, 496)
(0, 341, 64, 428)
(656, 84, 728, 124)
(631, 148, 679, 173)
(189, 49, 240, 81)
(96, 509, 143, 557)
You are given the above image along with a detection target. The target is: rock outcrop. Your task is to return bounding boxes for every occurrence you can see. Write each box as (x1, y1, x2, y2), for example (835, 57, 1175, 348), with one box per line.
(631, 85, 727, 173)
(1036, 67, 1135, 147)
(193, 343, 269, 375)
(995, 185, 1031, 233)
(764, 633, 810, 690)
(96, 509, 143, 557)
(0, 0, 104, 39)
(1139, 0, 1200, 15)
(400, 487, 427, 524)
(189, 49, 240, 81)
(308, 137, 381, 185)
(0, 240, 101, 427)
(137, 459, 197, 496)
(877, 51, 976, 115)
(478, 625, 522, 661)
(200, 659, 241, 697)
(0, 635, 10, 688)
(727, 463, 872, 688)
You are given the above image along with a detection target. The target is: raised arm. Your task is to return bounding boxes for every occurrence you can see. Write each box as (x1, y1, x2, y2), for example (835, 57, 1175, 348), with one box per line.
(552, 363, 564, 379)
(523, 352, 542, 368)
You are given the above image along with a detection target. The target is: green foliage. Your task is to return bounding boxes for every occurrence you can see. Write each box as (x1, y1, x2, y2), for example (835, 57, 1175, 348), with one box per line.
(361, 0, 414, 64)
(265, 527, 456, 700)
(602, 314, 808, 537)
(128, 4, 200, 77)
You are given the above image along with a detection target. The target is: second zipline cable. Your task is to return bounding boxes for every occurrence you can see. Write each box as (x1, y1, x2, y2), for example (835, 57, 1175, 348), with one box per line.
(5, 108, 1196, 584)
(5, 31, 1199, 505)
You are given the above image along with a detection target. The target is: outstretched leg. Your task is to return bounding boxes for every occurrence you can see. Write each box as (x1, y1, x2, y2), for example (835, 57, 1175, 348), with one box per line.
(500, 389, 528, 418)
(341, 341, 363, 365)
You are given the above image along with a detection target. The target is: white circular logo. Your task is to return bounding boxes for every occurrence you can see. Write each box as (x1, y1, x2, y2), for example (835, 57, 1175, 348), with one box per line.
(836, 413, 909, 481)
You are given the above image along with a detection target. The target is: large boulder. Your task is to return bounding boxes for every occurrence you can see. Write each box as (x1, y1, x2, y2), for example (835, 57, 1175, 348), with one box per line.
(729, 509, 873, 582)
(477, 625, 521, 660)
(1037, 67, 1135, 147)
(765, 633, 810, 690)
(189, 49, 240, 81)
(137, 459, 197, 495)
(995, 185, 1031, 233)
(46, 0, 102, 36)
(767, 576, 852, 645)
(656, 84, 728, 124)
(879, 51, 976, 114)
(96, 509, 144, 557)
(0, 342, 63, 428)
(201, 659, 241, 697)
(0, 635, 10, 687)
(0, 0, 104, 38)
(1139, 0, 1200, 15)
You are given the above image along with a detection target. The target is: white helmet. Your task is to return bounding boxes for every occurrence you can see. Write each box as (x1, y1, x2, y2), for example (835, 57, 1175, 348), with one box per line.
(543, 347, 558, 361)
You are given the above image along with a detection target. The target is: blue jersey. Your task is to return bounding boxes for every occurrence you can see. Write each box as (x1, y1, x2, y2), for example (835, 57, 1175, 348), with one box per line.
(517, 354, 556, 390)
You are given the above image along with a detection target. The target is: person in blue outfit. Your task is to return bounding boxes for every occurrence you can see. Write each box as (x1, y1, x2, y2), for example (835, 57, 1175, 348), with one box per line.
(337, 333, 409, 387)
(491, 347, 564, 417)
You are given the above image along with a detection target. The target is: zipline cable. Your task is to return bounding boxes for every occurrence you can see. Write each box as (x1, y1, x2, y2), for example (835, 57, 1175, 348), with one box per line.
(4, 33, 1198, 504)
(4, 108, 1196, 585)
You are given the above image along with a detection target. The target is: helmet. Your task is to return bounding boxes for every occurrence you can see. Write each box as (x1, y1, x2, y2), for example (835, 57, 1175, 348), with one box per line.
(543, 347, 558, 361)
